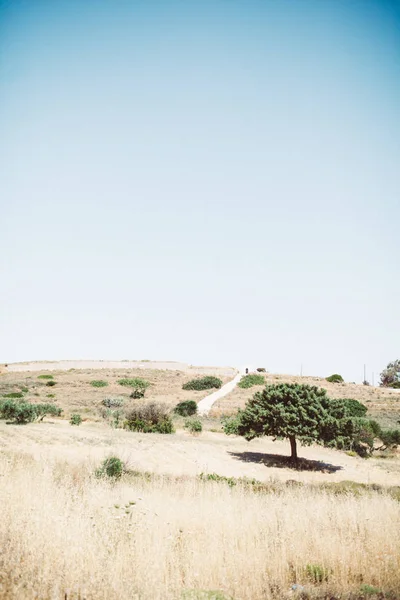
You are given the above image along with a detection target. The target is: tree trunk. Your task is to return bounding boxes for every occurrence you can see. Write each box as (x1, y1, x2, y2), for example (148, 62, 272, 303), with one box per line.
(289, 436, 298, 463)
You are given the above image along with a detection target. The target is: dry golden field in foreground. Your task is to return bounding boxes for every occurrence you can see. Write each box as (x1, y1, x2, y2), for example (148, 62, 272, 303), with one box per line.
(1, 441, 400, 600)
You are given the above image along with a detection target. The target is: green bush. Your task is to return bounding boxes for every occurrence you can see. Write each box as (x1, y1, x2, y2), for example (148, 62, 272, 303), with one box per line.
(90, 380, 108, 388)
(342, 398, 368, 418)
(100, 407, 124, 428)
(102, 397, 124, 408)
(46, 380, 57, 387)
(37, 374, 54, 380)
(46, 394, 55, 398)
(182, 376, 222, 391)
(174, 400, 198, 416)
(221, 414, 241, 435)
(118, 378, 150, 398)
(184, 418, 203, 434)
(238, 374, 265, 388)
(2, 392, 24, 399)
(0, 400, 61, 424)
(124, 402, 174, 433)
(95, 456, 124, 479)
(326, 373, 344, 383)
(70, 413, 82, 426)
(118, 377, 150, 388)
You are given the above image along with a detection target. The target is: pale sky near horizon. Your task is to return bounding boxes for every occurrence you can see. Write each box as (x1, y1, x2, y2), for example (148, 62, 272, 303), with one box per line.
(1, 0, 399, 383)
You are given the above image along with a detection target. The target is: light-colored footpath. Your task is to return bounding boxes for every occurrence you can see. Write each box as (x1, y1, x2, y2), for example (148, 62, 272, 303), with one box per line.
(197, 366, 249, 415)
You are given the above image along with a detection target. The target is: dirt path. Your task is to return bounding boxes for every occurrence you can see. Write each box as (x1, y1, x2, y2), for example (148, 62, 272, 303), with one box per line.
(198, 371, 242, 415)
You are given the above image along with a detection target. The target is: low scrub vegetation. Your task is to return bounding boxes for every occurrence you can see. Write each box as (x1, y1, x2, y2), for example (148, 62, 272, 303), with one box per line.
(90, 380, 108, 388)
(325, 373, 344, 383)
(102, 397, 124, 408)
(182, 376, 222, 391)
(95, 455, 124, 479)
(238, 374, 265, 388)
(118, 378, 151, 399)
(46, 380, 57, 387)
(174, 400, 198, 416)
(2, 391, 25, 399)
(124, 402, 174, 433)
(37, 374, 54, 380)
(0, 400, 62, 424)
(184, 417, 203, 434)
(69, 413, 82, 426)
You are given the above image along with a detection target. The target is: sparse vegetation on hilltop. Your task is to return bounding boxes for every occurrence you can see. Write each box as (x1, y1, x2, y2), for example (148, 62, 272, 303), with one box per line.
(237, 374, 265, 388)
(326, 373, 344, 383)
(90, 379, 108, 387)
(183, 376, 222, 391)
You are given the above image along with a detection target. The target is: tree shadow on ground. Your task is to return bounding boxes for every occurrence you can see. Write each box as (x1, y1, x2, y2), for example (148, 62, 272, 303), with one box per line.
(228, 451, 343, 473)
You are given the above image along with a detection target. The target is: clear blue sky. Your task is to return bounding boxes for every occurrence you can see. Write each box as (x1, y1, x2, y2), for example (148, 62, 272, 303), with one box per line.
(1, 0, 399, 382)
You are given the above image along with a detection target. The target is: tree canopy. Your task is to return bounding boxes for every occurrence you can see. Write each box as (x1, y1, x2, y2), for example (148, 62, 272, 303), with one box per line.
(225, 383, 357, 461)
(380, 359, 400, 388)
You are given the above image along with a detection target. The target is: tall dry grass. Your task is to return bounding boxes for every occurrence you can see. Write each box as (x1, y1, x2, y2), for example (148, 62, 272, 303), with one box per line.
(0, 451, 399, 600)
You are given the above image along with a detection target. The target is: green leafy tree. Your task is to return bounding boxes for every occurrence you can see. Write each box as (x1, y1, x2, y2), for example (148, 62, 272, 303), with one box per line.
(226, 383, 356, 462)
(380, 359, 400, 388)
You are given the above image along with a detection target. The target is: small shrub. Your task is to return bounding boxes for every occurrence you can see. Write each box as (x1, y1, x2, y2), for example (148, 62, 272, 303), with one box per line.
(46, 393, 55, 398)
(90, 380, 108, 388)
(102, 397, 124, 408)
(305, 563, 330, 583)
(20, 387, 29, 393)
(221, 414, 241, 435)
(238, 374, 265, 388)
(0, 400, 37, 423)
(125, 402, 174, 433)
(70, 413, 82, 426)
(174, 400, 197, 416)
(256, 368, 266, 372)
(0, 400, 61, 424)
(118, 377, 150, 388)
(3, 392, 24, 399)
(184, 418, 202, 434)
(326, 373, 344, 383)
(95, 456, 124, 479)
(182, 376, 222, 391)
(37, 374, 54, 380)
(118, 378, 150, 398)
(46, 380, 57, 387)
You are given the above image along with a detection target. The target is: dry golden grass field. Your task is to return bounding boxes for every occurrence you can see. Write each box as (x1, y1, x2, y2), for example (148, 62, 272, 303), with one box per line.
(1, 362, 400, 600)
